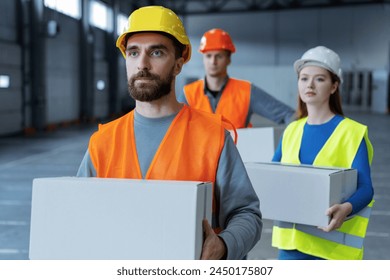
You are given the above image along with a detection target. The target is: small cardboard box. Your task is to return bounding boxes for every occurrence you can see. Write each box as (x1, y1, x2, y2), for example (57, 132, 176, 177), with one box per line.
(245, 162, 357, 227)
(29, 177, 212, 260)
(236, 127, 284, 163)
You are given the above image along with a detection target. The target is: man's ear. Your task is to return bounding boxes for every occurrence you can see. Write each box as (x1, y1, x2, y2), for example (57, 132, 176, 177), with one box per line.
(174, 57, 185, 76)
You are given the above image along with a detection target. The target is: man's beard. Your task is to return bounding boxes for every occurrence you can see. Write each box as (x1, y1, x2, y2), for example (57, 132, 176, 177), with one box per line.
(128, 68, 174, 102)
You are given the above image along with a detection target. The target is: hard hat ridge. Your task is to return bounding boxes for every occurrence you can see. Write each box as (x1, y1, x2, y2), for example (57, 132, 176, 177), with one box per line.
(116, 6, 191, 63)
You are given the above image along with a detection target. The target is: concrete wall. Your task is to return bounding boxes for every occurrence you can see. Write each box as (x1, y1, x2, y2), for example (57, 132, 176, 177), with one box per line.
(0, 2, 389, 135)
(45, 9, 80, 124)
(0, 42, 23, 135)
(177, 4, 390, 109)
(0, 1, 22, 135)
(93, 27, 109, 119)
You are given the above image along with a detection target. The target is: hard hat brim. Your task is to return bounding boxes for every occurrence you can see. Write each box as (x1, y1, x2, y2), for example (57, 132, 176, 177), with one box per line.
(115, 6, 192, 63)
(294, 59, 335, 76)
(116, 30, 191, 63)
(294, 59, 343, 83)
(198, 47, 235, 54)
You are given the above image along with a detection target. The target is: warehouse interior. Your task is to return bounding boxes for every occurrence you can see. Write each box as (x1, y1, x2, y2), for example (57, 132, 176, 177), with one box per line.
(0, 0, 389, 260)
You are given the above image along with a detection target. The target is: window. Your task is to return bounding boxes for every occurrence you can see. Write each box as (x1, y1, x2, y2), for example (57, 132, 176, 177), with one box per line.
(117, 13, 128, 36)
(0, 75, 10, 89)
(96, 80, 105, 91)
(90, 0, 112, 32)
(44, 0, 81, 19)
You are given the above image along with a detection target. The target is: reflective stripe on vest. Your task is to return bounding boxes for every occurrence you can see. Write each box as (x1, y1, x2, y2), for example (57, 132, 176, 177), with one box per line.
(274, 117, 374, 260)
(272, 224, 364, 260)
(275, 221, 364, 249)
(274, 200, 373, 250)
(184, 78, 251, 129)
(89, 105, 226, 230)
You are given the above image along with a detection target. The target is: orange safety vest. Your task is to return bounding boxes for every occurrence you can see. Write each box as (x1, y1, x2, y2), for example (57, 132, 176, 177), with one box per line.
(88, 105, 226, 230)
(184, 78, 251, 129)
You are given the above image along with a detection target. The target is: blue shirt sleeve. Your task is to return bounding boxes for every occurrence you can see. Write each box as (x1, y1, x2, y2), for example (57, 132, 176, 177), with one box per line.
(272, 136, 283, 162)
(345, 138, 374, 215)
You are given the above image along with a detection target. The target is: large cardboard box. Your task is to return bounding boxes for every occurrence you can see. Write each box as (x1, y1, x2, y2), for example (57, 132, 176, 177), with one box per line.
(29, 177, 212, 260)
(236, 127, 284, 162)
(245, 162, 357, 227)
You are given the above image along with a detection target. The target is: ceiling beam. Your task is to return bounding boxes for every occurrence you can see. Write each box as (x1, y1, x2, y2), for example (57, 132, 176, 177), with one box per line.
(117, 0, 390, 15)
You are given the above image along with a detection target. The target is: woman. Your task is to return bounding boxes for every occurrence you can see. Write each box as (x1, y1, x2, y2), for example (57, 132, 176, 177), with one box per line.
(272, 46, 374, 260)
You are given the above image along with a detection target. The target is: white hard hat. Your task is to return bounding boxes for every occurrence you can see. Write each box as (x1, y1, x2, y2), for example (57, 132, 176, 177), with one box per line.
(294, 46, 342, 82)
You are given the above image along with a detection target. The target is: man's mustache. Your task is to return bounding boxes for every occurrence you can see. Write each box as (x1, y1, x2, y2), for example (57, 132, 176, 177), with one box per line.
(132, 70, 159, 80)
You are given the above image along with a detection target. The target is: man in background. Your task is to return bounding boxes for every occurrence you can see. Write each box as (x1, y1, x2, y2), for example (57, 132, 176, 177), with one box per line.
(179, 28, 295, 129)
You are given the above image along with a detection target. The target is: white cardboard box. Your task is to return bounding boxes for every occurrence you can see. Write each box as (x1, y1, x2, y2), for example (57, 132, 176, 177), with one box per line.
(236, 127, 284, 162)
(245, 162, 357, 227)
(29, 177, 212, 260)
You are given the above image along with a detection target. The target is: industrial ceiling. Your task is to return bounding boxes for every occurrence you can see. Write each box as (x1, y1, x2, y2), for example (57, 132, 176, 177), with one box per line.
(116, 0, 390, 15)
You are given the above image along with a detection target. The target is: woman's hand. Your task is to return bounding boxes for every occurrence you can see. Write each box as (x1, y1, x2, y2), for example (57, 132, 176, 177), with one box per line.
(320, 202, 353, 232)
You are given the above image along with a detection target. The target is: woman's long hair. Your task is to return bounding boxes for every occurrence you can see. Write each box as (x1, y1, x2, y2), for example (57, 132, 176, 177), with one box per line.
(296, 70, 344, 119)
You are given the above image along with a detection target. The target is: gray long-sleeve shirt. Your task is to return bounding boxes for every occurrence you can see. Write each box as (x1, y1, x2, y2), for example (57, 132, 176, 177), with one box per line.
(178, 77, 295, 126)
(77, 110, 263, 260)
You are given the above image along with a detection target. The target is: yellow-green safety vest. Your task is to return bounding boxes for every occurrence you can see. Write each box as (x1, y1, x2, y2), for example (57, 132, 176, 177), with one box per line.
(272, 117, 374, 260)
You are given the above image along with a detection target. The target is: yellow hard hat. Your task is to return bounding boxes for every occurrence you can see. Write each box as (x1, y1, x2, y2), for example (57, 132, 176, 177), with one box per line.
(116, 6, 191, 63)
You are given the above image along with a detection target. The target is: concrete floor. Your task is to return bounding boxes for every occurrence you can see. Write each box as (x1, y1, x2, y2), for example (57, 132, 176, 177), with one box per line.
(0, 110, 389, 260)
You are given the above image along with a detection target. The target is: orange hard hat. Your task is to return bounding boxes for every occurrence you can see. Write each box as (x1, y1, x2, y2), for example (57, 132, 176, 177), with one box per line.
(199, 28, 235, 53)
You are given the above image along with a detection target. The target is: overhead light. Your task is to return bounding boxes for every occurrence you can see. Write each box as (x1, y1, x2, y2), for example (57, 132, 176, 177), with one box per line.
(0, 75, 10, 88)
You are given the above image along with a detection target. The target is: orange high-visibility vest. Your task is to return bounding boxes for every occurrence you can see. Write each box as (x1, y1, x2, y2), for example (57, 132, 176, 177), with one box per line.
(88, 105, 226, 230)
(184, 78, 251, 129)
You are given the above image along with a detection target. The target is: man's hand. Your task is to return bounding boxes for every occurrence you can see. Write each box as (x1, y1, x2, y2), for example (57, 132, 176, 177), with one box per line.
(200, 219, 227, 260)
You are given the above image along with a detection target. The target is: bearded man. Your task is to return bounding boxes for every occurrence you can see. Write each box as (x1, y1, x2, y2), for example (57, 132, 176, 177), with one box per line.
(77, 6, 262, 260)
